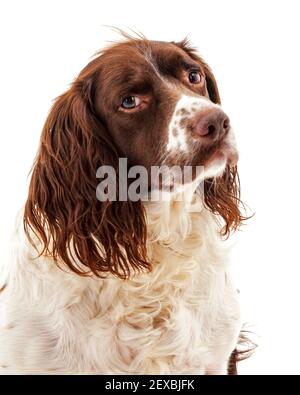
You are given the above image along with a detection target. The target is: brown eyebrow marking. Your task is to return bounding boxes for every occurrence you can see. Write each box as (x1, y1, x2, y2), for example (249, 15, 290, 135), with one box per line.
(182, 60, 201, 71)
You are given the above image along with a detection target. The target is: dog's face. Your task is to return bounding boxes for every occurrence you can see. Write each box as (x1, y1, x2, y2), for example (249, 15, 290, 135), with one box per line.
(87, 39, 238, 176)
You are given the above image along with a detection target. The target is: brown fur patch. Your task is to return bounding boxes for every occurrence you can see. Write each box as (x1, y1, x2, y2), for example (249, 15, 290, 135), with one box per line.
(228, 329, 257, 375)
(179, 117, 189, 128)
(176, 108, 190, 116)
(172, 127, 179, 137)
(0, 284, 7, 293)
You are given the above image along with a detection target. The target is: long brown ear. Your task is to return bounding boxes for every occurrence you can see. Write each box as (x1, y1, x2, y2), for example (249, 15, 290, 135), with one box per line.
(176, 38, 247, 235)
(24, 76, 149, 279)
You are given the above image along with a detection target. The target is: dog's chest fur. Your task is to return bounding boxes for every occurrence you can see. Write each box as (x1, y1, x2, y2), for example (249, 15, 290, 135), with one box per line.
(0, 198, 241, 374)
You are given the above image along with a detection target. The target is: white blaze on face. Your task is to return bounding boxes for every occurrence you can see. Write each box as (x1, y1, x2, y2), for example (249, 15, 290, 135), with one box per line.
(166, 95, 217, 152)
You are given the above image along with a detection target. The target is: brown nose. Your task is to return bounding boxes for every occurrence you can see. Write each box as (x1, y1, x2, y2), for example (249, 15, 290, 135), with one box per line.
(193, 108, 230, 139)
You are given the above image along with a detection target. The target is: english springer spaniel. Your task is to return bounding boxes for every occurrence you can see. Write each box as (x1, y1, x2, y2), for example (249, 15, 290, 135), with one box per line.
(0, 36, 249, 374)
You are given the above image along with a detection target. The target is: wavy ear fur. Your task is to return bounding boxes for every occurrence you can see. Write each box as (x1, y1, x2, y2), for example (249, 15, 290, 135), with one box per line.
(24, 75, 149, 279)
(176, 38, 247, 235)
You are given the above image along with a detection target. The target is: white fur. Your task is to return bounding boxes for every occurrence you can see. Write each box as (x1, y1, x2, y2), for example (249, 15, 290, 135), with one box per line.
(167, 95, 217, 152)
(0, 191, 241, 374)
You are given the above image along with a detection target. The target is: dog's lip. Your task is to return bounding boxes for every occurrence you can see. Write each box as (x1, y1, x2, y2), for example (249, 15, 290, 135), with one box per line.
(227, 149, 239, 166)
(206, 140, 239, 167)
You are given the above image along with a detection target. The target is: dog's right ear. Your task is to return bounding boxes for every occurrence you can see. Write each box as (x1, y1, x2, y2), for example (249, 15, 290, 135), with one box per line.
(24, 70, 150, 279)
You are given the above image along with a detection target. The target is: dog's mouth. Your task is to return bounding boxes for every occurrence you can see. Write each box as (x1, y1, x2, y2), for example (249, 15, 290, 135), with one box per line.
(198, 135, 239, 180)
(208, 140, 239, 167)
(163, 136, 238, 176)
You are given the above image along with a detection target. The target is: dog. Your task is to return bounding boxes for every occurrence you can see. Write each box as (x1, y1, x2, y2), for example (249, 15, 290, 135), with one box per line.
(0, 35, 248, 374)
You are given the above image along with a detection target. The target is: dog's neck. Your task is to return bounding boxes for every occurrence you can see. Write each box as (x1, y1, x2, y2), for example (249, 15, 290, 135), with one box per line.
(144, 180, 207, 245)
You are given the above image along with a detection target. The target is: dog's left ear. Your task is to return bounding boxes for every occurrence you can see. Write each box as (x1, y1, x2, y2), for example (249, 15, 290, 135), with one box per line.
(174, 39, 221, 104)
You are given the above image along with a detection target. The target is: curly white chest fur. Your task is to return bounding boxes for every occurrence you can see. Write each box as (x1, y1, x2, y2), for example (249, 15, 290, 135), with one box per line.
(0, 199, 241, 374)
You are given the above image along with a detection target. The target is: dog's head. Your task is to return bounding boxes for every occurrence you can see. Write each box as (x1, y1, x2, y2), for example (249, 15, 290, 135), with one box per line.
(24, 37, 245, 278)
(92, 38, 237, 174)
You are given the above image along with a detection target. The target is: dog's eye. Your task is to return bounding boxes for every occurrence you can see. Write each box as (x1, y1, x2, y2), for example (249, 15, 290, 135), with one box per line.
(188, 71, 201, 84)
(121, 96, 142, 109)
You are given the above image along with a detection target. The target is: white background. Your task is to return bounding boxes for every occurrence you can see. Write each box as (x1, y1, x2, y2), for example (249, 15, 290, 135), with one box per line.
(1, 0, 300, 375)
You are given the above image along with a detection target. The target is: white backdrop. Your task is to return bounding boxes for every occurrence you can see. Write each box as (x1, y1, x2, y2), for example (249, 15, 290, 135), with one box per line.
(1, 0, 300, 375)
